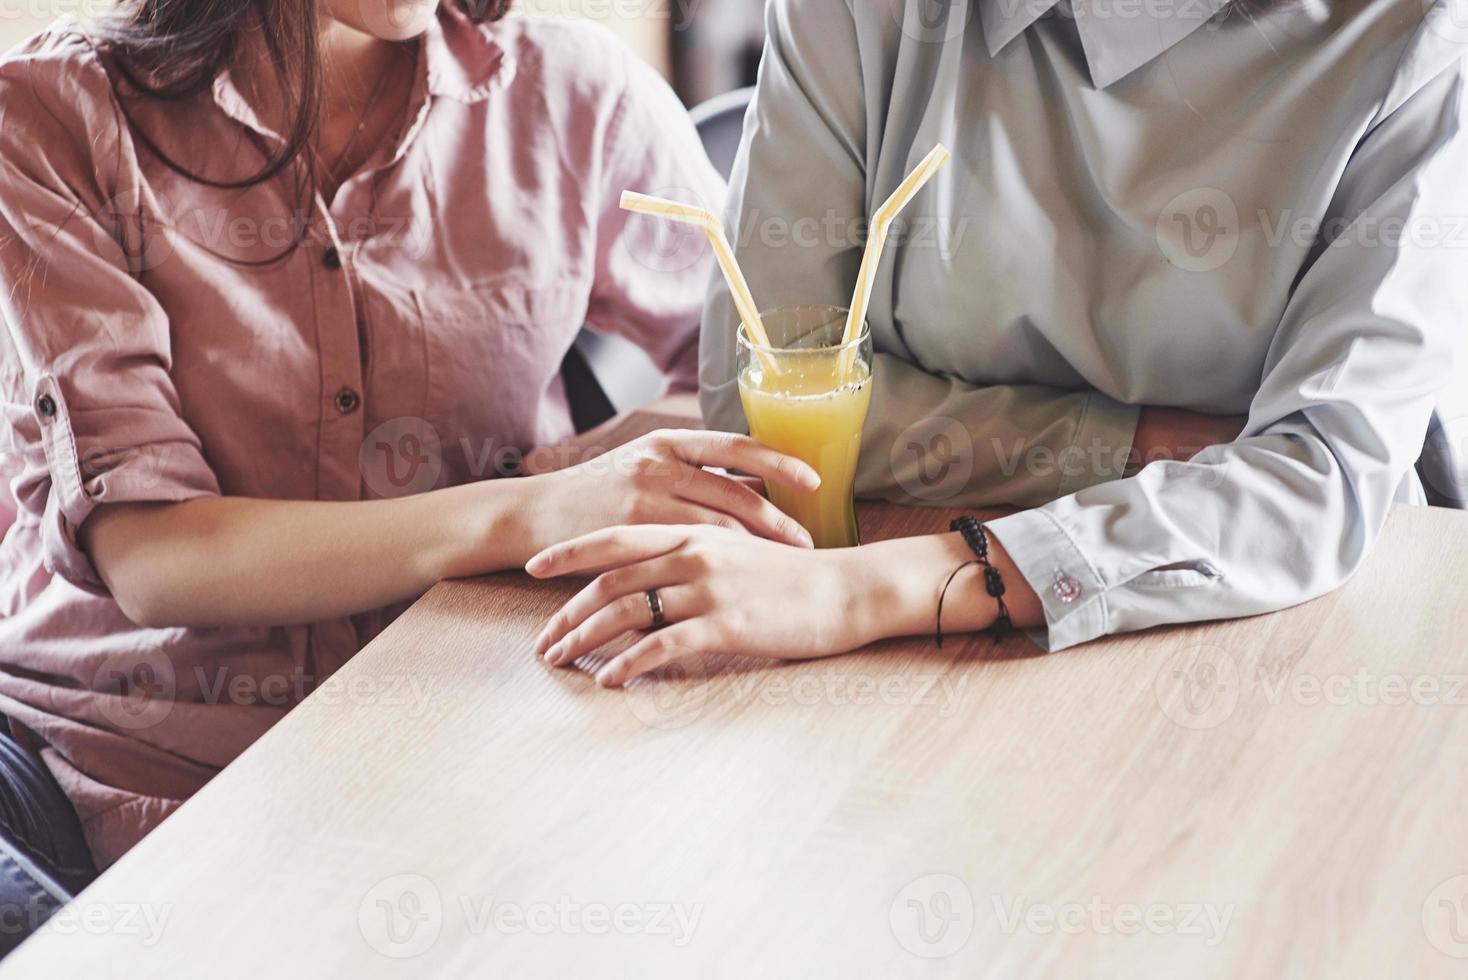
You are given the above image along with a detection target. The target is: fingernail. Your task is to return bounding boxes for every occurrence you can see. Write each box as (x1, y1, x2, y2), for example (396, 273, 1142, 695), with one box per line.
(595, 668, 618, 687)
(543, 642, 562, 664)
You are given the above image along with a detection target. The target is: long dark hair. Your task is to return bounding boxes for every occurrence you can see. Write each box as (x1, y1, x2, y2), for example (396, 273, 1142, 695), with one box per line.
(95, 0, 513, 191)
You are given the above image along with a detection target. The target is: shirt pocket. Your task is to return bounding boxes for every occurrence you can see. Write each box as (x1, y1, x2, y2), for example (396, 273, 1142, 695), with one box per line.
(362, 282, 431, 425)
(413, 278, 589, 475)
(1125, 561, 1223, 591)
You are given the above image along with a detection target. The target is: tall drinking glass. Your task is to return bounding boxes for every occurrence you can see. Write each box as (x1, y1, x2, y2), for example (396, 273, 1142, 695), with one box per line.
(736, 306, 874, 549)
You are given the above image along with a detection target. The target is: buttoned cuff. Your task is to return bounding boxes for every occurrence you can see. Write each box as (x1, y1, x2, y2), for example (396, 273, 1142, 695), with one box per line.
(33, 374, 220, 594)
(1057, 392, 1139, 498)
(985, 507, 1111, 652)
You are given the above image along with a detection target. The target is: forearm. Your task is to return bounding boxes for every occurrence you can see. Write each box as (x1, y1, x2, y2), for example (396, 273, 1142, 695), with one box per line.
(81, 479, 539, 629)
(839, 531, 1045, 646)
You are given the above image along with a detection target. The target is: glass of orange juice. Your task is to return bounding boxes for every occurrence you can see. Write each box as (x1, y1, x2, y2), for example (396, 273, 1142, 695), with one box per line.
(737, 306, 874, 549)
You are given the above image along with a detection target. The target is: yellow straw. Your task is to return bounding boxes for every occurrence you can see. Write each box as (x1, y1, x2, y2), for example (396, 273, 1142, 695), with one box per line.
(840, 144, 951, 374)
(620, 192, 776, 365)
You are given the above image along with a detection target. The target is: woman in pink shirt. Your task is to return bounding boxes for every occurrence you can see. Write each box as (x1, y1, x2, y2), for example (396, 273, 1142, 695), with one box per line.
(0, 0, 816, 901)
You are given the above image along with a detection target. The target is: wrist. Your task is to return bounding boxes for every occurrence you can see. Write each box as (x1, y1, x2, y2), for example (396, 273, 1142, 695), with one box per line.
(421, 477, 540, 582)
(834, 533, 991, 646)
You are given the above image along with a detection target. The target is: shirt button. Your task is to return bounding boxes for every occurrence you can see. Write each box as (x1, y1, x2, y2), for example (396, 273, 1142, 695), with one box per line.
(323, 247, 341, 270)
(334, 387, 361, 414)
(1052, 573, 1083, 604)
(35, 394, 56, 419)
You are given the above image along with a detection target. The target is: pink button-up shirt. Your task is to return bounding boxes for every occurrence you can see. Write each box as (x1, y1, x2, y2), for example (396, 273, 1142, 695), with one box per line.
(0, 8, 721, 867)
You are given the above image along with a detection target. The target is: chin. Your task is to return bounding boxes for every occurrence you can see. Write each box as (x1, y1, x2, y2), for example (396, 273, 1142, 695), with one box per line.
(330, 0, 443, 41)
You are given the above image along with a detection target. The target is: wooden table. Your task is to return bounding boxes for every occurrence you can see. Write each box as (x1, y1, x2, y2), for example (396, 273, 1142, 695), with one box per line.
(8, 408, 1468, 977)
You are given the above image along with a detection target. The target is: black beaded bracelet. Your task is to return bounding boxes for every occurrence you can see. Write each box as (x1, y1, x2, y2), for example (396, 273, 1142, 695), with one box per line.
(934, 516, 1013, 646)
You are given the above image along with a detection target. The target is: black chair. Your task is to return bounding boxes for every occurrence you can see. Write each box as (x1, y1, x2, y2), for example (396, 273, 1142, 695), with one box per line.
(1420, 405, 1468, 508)
(687, 85, 757, 179)
(559, 87, 756, 433)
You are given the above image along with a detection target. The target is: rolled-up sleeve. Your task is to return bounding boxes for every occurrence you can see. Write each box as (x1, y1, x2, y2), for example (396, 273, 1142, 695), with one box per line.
(989, 54, 1468, 651)
(584, 46, 724, 392)
(0, 62, 219, 593)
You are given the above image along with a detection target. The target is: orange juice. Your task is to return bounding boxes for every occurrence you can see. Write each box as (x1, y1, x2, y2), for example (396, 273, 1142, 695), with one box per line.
(738, 359, 873, 548)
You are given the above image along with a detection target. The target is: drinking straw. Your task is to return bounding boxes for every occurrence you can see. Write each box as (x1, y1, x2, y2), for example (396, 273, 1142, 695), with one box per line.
(620, 192, 777, 368)
(840, 144, 951, 374)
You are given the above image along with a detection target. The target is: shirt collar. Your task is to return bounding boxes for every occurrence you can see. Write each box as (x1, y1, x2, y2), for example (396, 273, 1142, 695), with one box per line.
(423, 3, 516, 103)
(979, 0, 1232, 89)
(211, 68, 281, 144)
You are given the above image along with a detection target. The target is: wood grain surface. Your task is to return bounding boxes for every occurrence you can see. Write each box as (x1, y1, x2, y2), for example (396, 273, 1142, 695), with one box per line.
(7, 409, 1468, 977)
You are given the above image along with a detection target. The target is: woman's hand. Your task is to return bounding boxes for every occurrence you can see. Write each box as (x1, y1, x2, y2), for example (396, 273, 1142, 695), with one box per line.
(527, 524, 870, 686)
(527, 521, 1050, 687)
(514, 430, 820, 563)
(81, 430, 815, 631)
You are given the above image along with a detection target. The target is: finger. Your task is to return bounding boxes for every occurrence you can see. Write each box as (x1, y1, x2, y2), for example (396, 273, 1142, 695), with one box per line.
(534, 556, 685, 658)
(525, 525, 689, 579)
(731, 474, 766, 494)
(690, 467, 763, 494)
(675, 468, 812, 548)
(546, 582, 700, 668)
(632, 501, 752, 546)
(661, 431, 819, 491)
(543, 594, 651, 666)
(595, 621, 707, 688)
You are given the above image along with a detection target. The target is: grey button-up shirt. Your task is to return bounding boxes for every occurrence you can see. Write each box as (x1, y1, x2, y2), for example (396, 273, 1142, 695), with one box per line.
(699, 0, 1468, 650)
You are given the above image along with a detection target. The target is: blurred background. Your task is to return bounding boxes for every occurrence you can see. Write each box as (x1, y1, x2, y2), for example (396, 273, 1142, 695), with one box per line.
(0, 0, 765, 104)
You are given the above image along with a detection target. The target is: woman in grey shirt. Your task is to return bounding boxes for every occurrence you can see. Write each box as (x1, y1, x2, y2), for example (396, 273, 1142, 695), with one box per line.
(531, 0, 1468, 684)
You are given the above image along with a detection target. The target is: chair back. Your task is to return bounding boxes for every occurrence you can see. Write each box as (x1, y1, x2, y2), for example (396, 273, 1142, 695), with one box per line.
(1420, 403, 1468, 508)
(689, 86, 755, 181)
